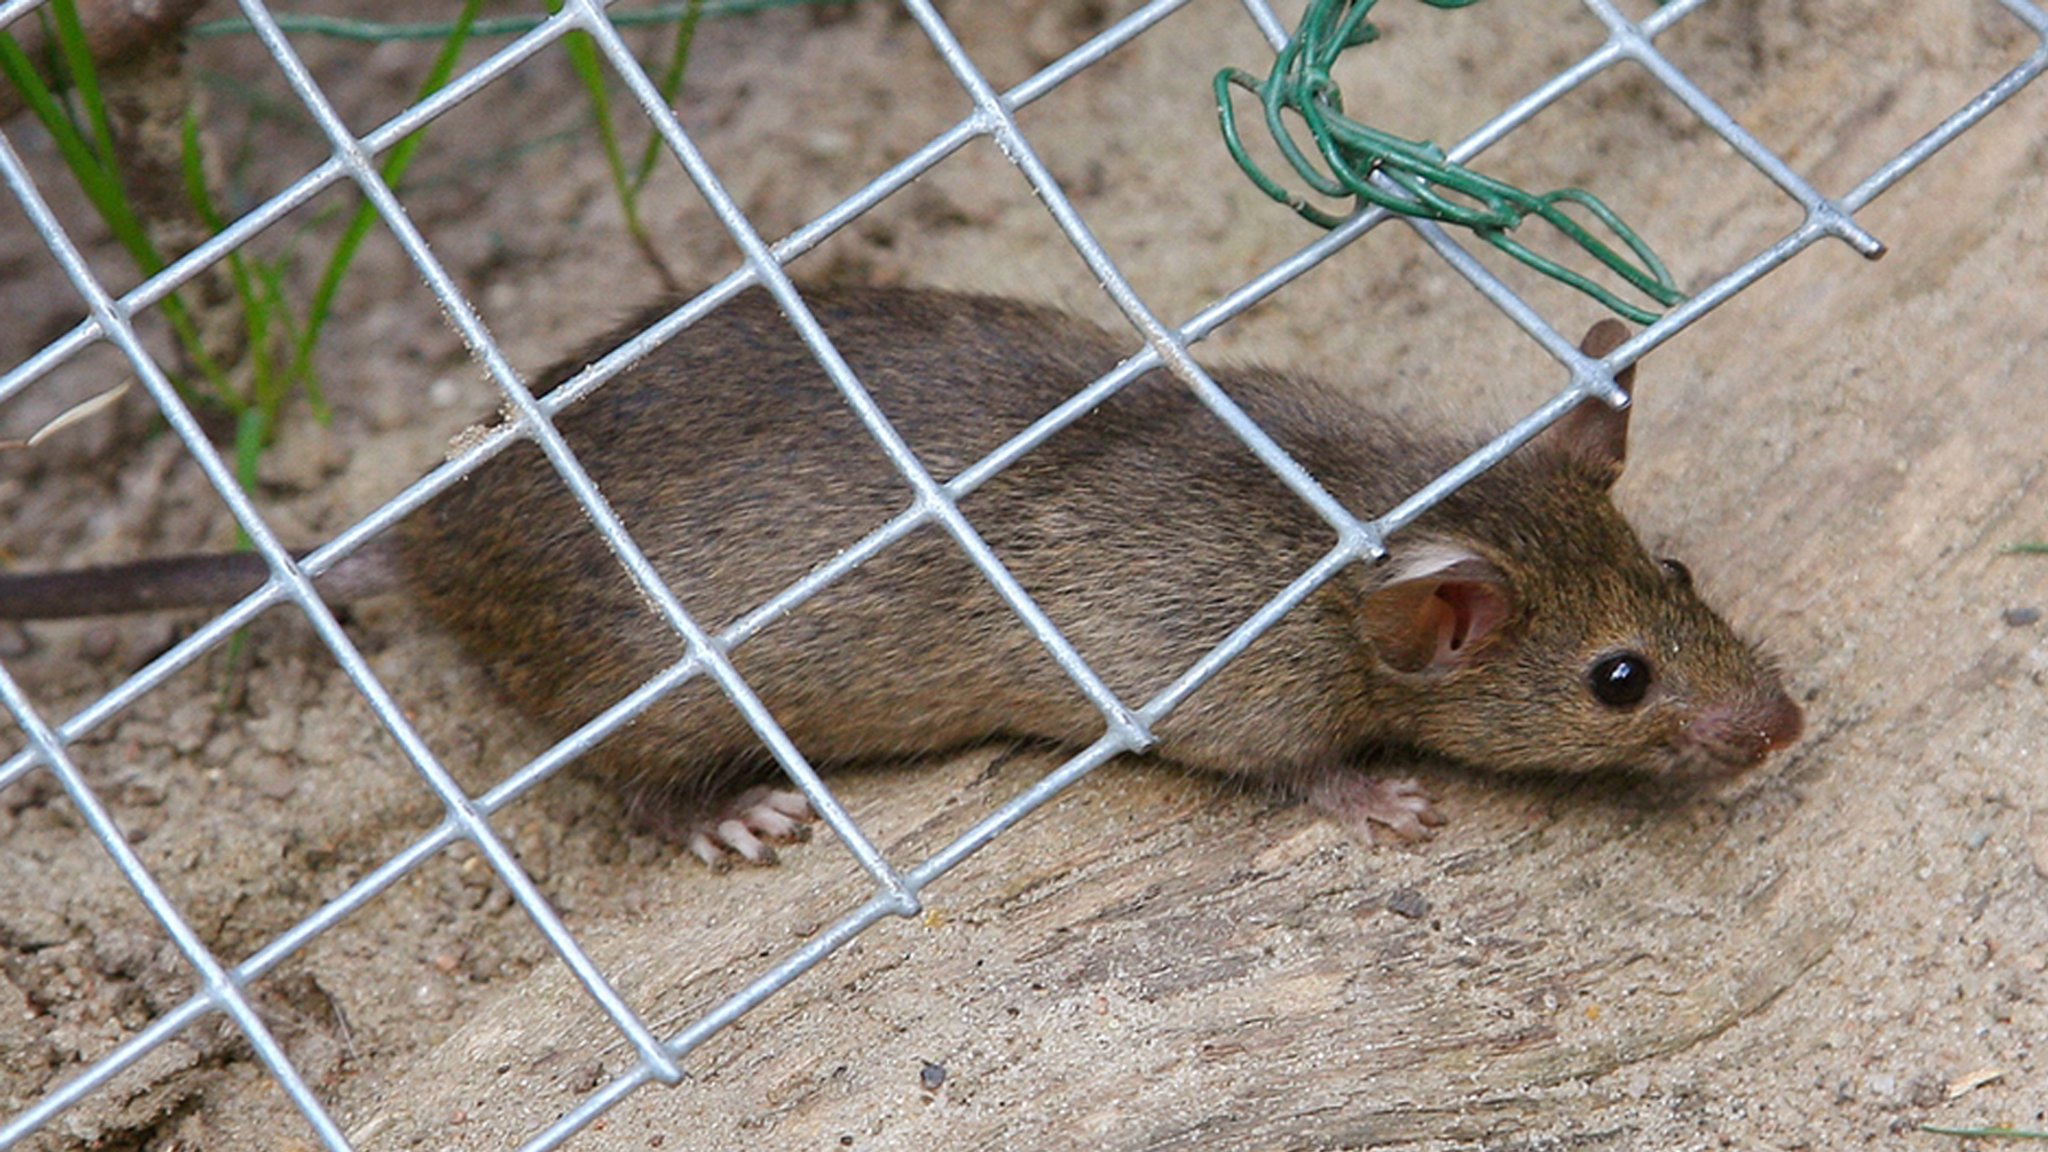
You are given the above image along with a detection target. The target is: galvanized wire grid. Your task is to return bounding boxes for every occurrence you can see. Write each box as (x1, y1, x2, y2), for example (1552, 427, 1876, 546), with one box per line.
(0, 0, 2043, 1147)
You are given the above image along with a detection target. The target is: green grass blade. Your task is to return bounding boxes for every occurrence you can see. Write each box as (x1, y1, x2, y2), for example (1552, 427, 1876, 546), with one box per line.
(555, 10, 636, 224)
(3, 12, 230, 393)
(49, 0, 119, 178)
(631, 0, 705, 193)
(1, 22, 146, 265)
(180, 107, 262, 415)
(287, 0, 485, 399)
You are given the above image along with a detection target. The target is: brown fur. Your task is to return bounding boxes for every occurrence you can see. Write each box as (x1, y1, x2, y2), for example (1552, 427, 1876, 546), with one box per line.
(401, 286, 1798, 812)
(0, 285, 1801, 850)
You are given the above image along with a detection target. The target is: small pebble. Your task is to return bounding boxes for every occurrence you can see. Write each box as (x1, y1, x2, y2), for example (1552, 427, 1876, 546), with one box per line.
(919, 1061, 946, 1091)
(1384, 887, 1430, 920)
(2001, 606, 2041, 628)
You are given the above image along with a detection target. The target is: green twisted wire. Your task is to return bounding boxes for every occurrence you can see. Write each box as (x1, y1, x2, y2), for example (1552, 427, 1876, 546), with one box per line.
(1216, 0, 1684, 324)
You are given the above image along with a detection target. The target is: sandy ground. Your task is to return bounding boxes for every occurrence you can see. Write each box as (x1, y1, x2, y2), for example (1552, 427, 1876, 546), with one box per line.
(1, 0, 2045, 1149)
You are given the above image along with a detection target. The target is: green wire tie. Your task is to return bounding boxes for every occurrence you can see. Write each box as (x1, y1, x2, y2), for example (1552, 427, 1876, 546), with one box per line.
(1216, 0, 1685, 324)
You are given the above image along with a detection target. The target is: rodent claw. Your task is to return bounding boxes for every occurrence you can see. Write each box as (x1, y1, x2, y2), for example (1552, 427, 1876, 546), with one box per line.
(684, 787, 819, 868)
(1308, 774, 1445, 846)
(686, 830, 732, 871)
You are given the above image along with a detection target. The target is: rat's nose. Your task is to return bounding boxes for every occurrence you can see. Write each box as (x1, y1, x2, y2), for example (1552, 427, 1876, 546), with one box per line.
(1689, 689, 1804, 768)
(1755, 691, 1804, 755)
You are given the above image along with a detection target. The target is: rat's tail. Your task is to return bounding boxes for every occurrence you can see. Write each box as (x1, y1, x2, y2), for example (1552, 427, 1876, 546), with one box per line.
(0, 539, 401, 620)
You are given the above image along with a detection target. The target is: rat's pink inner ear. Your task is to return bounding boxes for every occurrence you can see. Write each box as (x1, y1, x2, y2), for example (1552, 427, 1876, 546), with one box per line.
(1362, 548, 1515, 674)
(1429, 579, 1512, 667)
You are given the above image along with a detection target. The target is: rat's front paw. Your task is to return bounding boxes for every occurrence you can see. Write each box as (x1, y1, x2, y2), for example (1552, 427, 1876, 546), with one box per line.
(683, 786, 816, 869)
(1307, 774, 1445, 845)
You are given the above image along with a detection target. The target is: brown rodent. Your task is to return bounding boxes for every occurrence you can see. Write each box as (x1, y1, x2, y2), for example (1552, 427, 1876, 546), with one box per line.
(0, 285, 1801, 863)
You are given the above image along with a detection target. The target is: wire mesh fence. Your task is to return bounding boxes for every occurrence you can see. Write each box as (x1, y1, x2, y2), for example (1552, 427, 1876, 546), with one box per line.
(1, 0, 2043, 1148)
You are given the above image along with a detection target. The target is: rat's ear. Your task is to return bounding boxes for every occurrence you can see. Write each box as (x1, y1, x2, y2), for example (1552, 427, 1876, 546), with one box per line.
(1361, 543, 1516, 674)
(1537, 318, 1636, 488)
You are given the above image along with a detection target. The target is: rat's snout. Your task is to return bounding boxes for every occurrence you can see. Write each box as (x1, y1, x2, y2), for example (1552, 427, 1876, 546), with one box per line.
(1755, 692, 1804, 755)
(1685, 689, 1804, 770)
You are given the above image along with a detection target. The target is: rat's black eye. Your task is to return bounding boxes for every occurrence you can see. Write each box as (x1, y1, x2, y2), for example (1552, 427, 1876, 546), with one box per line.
(1658, 557, 1693, 588)
(1588, 651, 1655, 709)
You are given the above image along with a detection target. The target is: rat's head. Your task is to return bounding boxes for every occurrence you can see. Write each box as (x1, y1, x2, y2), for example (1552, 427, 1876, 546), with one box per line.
(1354, 321, 1803, 781)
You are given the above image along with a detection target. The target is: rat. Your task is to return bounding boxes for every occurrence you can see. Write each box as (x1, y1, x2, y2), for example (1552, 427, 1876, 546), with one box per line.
(0, 284, 1802, 865)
